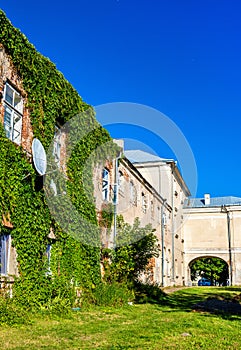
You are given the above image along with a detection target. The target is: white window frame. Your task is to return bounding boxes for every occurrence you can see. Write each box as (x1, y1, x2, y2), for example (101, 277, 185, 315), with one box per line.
(102, 168, 110, 201)
(53, 125, 61, 166)
(45, 244, 52, 276)
(0, 233, 11, 276)
(3, 82, 23, 145)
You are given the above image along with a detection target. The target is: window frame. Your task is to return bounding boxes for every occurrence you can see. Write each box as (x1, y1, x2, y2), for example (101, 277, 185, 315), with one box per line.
(102, 168, 110, 201)
(3, 82, 23, 145)
(53, 125, 61, 166)
(141, 192, 148, 213)
(118, 170, 124, 193)
(130, 181, 137, 206)
(0, 233, 11, 276)
(45, 244, 52, 276)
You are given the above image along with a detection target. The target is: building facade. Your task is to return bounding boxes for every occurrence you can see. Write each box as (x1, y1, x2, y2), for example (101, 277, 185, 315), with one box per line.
(2, 11, 241, 290)
(94, 147, 191, 286)
(183, 195, 241, 286)
(124, 150, 190, 286)
(0, 10, 115, 294)
(0, 44, 31, 283)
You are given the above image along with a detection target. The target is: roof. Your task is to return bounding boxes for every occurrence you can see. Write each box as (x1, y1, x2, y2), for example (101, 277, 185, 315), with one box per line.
(185, 196, 241, 208)
(124, 149, 191, 197)
(124, 149, 174, 164)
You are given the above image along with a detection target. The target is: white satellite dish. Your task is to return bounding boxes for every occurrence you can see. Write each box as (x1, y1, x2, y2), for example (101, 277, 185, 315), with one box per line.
(32, 138, 47, 176)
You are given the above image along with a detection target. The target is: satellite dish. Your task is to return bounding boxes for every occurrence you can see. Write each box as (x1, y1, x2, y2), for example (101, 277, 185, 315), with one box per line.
(32, 138, 47, 176)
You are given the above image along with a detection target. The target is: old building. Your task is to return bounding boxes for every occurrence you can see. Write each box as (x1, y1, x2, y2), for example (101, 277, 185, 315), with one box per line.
(0, 44, 32, 282)
(124, 150, 190, 286)
(184, 195, 241, 286)
(94, 145, 190, 286)
(94, 152, 169, 285)
(0, 10, 113, 294)
(2, 11, 241, 292)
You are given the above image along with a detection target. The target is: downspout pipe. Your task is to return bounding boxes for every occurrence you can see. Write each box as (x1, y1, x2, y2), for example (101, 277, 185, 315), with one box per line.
(171, 166, 175, 283)
(113, 157, 118, 249)
(161, 199, 167, 287)
(113, 150, 123, 248)
(227, 210, 233, 286)
(221, 205, 233, 286)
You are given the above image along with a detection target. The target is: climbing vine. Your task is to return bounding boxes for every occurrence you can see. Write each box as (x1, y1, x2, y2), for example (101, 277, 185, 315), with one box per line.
(0, 10, 119, 306)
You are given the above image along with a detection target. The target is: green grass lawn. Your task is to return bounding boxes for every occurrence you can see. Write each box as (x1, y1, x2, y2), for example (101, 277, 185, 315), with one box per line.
(1, 287, 241, 349)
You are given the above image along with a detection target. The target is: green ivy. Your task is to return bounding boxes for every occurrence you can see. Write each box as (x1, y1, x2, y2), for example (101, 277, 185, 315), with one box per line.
(0, 10, 119, 307)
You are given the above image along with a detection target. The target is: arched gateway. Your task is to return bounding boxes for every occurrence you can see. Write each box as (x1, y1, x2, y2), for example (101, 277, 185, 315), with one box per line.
(183, 195, 241, 286)
(188, 256, 229, 286)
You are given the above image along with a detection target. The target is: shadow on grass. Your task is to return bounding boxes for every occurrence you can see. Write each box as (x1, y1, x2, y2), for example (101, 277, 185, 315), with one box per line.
(165, 290, 210, 310)
(165, 288, 241, 320)
(134, 283, 241, 321)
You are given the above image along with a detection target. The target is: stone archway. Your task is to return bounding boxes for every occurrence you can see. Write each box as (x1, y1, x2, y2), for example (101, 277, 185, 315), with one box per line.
(188, 256, 229, 286)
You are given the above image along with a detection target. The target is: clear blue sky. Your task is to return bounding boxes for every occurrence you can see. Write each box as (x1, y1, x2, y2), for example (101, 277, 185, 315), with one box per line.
(1, 0, 241, 198)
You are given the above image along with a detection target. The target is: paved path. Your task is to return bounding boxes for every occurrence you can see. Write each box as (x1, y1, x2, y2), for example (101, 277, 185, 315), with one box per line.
(162, 286, 190, 294)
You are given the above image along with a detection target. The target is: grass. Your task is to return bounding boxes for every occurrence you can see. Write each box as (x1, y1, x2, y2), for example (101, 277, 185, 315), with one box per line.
(1, 287, 241, 349)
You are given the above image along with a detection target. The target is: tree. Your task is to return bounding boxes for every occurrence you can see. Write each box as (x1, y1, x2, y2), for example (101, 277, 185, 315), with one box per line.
(190, 257, 228, 285)
(101, 216, 160, 283)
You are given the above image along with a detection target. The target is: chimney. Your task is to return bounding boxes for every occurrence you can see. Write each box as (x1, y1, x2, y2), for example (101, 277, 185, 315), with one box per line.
(204, 193, 210, 205)
(113, 139, 124, 151)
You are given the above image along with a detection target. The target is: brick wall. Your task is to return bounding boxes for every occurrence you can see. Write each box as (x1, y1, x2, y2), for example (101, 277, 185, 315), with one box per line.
(0, 44, 33, 156)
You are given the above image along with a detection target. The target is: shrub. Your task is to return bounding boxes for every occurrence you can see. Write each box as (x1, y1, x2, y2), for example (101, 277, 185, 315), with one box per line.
(0, 297, 31, 326)
(80, 282, 134, 308)
(101, 217, 160, 284)
(12, 275, 76, 315)
(133, 281, 167, 304)
(93, 282, 134, 307)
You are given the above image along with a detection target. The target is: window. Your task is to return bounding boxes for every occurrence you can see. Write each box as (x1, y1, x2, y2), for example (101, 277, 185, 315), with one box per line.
(162, 213, 167, 226)
(141, 192, 147, 213)
(45, 244, 52, 276)
(151, 200, 154, 216)
(3, 83, 23, 145)
(53, 125, 61, 166)
(50, 179, 58, 196)
(0, 233, 11, 275)
(102, 168, 109, 201)
(130, 181, 137, 205)
(118, 171, 124, 193)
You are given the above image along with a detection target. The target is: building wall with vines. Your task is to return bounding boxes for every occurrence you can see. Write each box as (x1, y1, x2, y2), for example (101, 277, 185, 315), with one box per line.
(0, 10, 118, 300)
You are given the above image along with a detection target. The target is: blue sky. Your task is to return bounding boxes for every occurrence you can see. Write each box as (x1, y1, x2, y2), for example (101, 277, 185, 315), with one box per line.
(1, 0, 241, 198)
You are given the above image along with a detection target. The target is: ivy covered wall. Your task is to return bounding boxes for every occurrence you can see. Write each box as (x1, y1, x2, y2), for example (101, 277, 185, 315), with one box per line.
(0, 10, 117, 303)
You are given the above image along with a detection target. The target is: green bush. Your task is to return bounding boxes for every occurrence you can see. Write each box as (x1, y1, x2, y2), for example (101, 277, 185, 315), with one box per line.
(12, 275, 76, 314)
(80, 282, 134, 308)
(0, 297, 31, 326)
(93, 282, 134, 307)
(133, 281, 167, 304)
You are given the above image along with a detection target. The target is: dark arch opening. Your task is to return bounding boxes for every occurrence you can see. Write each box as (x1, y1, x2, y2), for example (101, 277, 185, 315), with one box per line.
(189, 256, 229, 286)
